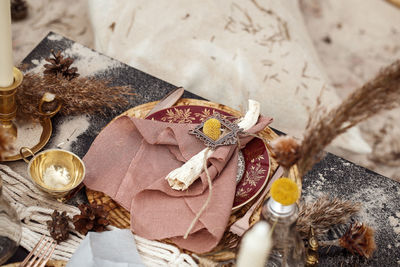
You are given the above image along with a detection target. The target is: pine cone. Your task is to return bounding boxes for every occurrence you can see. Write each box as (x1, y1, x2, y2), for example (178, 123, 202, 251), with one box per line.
(339, 222, 376, 259)
(73, 203, 109, 235)
(11, 0, 28, 21)
(44, 50, 80, 80)
(46, 210, 70, 243)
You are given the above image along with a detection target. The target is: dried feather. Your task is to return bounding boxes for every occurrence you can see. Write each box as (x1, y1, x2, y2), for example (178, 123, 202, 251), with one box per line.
(298, 60, 400, 177)
(270, 135, 301, 168)
(339, 222, 376, 259)
(15, 73, 134, 121)
(296, 195, 361, 239)
(320, 222, 376, 259)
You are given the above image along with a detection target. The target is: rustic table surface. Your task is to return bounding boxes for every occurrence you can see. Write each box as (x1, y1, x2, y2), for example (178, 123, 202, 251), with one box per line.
(6, 33, 400, 267)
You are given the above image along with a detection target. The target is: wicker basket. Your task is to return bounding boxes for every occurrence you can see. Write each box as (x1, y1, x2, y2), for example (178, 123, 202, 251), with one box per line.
(86, 98, 301, 263)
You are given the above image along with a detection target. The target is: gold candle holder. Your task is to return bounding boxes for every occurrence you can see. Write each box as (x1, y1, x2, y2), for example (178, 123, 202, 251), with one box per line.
(0, 67, 59, 162)
(0, 67, 23, 139)
(305, 227, 319, 266)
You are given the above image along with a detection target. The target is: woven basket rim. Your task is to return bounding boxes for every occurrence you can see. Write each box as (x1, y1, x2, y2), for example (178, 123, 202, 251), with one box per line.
(86, 98, 301, 261)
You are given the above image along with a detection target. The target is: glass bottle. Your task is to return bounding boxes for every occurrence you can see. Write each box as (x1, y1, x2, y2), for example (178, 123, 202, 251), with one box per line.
(262, 179, 305, 267)
(0, 178, 21, 265)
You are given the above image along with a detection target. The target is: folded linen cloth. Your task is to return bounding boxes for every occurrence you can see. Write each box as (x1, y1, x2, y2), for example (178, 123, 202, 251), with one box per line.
(83, 115, 272, 253)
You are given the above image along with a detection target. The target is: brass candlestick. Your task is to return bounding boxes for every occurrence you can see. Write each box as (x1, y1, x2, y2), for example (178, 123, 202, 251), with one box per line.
(0, 67, 23, 139)
(0, 67, 58, 162)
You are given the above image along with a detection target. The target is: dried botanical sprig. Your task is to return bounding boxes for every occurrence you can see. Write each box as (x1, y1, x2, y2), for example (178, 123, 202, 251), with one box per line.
(298, 60, 400, 177)
(16, 72, 134, 121)
(296, 195, 361, 239)
(320, 222, 376, 259)
(270, 136, 301, 168)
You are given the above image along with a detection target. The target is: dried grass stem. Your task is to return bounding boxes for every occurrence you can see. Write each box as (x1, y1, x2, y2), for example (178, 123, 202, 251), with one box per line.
(298, 60, 400, 177)
(16, 73, 134, 120)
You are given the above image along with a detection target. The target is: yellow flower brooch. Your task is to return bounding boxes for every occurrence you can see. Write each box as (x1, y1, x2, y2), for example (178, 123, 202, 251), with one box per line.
(203, 118, 221, 141)
(189, 113, 242, 150)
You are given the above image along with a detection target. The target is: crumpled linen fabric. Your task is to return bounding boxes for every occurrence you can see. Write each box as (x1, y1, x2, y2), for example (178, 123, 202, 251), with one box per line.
(83, 115, 272, 253)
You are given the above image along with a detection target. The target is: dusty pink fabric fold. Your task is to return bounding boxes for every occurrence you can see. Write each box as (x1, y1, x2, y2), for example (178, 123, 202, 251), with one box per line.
(83, 115, 272, 253)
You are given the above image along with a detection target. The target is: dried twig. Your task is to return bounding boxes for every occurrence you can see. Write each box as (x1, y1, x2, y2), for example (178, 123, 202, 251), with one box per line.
(298, 60, 400, 177)
(296, 195, 361, 239)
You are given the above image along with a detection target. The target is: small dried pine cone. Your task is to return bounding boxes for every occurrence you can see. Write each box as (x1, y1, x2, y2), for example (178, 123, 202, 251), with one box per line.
(73, 203, 109, 235)
(43, 50, 79, 80)
(46, 210, 70, 243)
(11, 0, 28, 21)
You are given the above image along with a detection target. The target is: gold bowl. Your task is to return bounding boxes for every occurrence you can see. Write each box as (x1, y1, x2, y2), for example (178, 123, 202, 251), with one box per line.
(20, 148, 85, 199)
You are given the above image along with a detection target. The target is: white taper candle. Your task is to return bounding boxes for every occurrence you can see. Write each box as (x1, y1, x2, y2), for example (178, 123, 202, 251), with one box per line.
(0, 0, 14, 87)
(237, 221, 272, 267)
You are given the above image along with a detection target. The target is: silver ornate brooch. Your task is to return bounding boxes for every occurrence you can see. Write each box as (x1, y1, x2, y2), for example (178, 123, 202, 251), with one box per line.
(189, 113, 243, 150)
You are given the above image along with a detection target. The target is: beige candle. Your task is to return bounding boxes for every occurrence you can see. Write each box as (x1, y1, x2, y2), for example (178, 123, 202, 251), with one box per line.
(0, 0, 14, 87)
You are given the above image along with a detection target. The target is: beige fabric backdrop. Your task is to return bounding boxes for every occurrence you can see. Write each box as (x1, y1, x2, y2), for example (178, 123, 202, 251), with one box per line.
(87, 0, 372, 155)
(10, 0, 400, 181)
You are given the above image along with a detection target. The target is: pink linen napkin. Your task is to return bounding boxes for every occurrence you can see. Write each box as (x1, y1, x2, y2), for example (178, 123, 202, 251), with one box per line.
(83, 115, 272, 253)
